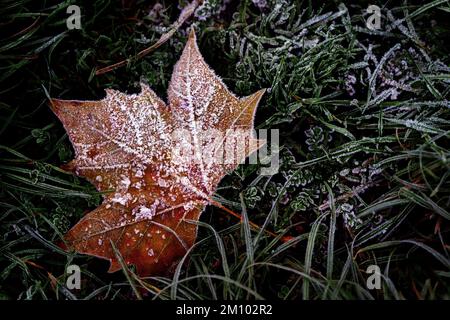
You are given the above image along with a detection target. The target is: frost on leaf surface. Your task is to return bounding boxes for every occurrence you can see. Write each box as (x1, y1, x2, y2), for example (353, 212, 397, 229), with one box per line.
(50, 30, 266, 276)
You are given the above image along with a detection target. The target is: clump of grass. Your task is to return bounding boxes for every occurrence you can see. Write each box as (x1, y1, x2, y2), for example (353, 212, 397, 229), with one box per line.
(0, 0, 449, 300)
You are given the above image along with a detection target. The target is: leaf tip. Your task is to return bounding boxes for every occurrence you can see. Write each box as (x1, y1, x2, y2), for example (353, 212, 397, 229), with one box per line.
(253, 88, 267, 102)
(188, 27, 197, 42)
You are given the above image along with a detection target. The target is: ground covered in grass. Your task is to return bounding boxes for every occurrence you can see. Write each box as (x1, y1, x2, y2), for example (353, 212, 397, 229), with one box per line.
(1, 0, 449, 300)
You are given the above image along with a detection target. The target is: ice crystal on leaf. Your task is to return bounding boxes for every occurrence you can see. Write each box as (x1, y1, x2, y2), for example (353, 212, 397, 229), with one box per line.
(50, 30, 265, 276)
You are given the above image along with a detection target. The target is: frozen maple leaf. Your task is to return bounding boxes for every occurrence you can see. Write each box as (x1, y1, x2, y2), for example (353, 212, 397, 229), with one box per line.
(50, 30, 265, 276)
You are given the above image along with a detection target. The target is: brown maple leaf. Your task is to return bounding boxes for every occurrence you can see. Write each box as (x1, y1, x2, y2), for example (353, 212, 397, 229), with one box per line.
(50, 30, 266, 276)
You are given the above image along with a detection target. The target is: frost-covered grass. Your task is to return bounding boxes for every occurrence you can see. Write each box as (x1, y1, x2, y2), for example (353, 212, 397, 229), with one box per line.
(0, 0, 449, 299)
